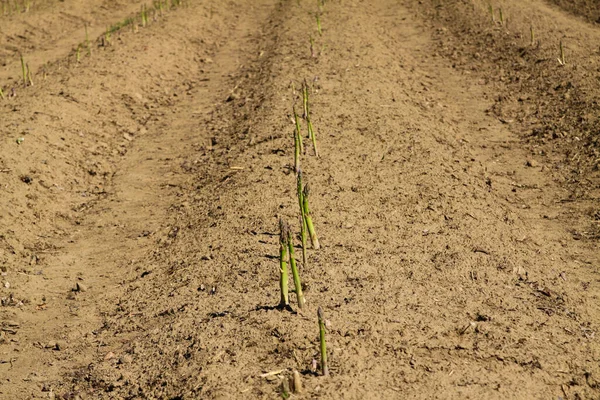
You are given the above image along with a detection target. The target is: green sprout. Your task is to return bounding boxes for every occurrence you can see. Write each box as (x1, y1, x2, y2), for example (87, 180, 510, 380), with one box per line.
(498, 8, 504, 25)
(297, 171, 308, 267)
(530, 25, 535, 47)
(307, 115, 318, 157)
(294, 106, 304, 153)
(318, 307, 329, 376)
(287, 228, 305, 309)
(302, 81, 319, 157)
(20, 53, 26, 86)
(558, 40, 566, 65)
(26, 63, 33, 86)
(0, 87, 4, 100)
(105, 26, 111, 46)
(302, 184, 320, 249)
(279, 218, 290, 308)
(85, 23, 91, 56)
(489, 4, 494, 23)
(302, 81, 309, 119)
(141, 4, 148, 27)
(316, 13, 322, 36)
(293, 107, 303, 173)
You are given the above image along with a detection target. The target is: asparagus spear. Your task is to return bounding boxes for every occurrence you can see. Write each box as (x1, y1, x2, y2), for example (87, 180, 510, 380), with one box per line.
(278, 218, 290, 308)
(287, 229, 305, 309)
(318, 307, 328, 376)
(302, 184, 320, 249)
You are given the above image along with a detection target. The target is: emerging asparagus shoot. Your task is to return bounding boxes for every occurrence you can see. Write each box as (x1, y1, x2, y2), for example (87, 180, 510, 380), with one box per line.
(294, 106, 304, 155)
(302, 80, 319, 156)
(530, 25, 535, 47)
(307, 116, 319, 157)
(20, 53, 26, 86)
(287, 229, 305, 309)
(316, 13, 322, 36)
(302, 81, 309, 120)
(27, 63, 33, 87)
(85, 24, 91, 56)
(294, 123, 301, 173)
(302, 184, 320, 249)
(558, 40, 566, 65)
(318, 307, 329, 376)
(279, 219, 290, 308)
(297, 171, 308, 267)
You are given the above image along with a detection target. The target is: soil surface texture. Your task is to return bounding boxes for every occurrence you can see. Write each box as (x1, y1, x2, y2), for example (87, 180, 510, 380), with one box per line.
(0, 0, 599, 399)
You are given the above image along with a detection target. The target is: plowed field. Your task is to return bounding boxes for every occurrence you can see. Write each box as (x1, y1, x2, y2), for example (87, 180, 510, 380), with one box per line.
(1, 0, 599, 398)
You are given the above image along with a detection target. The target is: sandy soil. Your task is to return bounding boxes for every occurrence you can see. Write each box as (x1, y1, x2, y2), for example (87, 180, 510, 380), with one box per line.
(0, 0, 599, 399)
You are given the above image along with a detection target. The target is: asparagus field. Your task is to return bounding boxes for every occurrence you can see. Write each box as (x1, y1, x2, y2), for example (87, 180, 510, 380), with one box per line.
(0, 0, 599, 398)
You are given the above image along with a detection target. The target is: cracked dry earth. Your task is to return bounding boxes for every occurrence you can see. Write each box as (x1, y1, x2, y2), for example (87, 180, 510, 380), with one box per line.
(0, 0, 599, 399)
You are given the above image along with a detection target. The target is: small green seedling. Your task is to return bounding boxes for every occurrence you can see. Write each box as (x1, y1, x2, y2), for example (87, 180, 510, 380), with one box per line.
(85, 24, 91, 55)
(279, 218, 290, 308)
(294, 106, 304, 154)
(20, 53, 26, 86)
(558, 40, 566, 65)
(294, 125, 301, 173)
(498, 8, 504, 25)
(105, 26, 111, 46)
(318, 307, 329, 376)
(302, 81, 309, 119)
(302, 184, 320, 249)
(141, 4, 148, 27)
(316, 13, 322, 36)
(488, 4, 494, 23)
(0, 87, 4, 100)
(302, 81, 319, 156)
(297, 171, 308, 267)
(530, 25, 535, 47)
(307, 116, 318, 157)
(27, 63, 33, 86)
(287, 228, 305, 309)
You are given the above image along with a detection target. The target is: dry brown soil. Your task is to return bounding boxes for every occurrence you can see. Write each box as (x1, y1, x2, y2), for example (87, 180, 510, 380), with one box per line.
(1, 0, 599, 399)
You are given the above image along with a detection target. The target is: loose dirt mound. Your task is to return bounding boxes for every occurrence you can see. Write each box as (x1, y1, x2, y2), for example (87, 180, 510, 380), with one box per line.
(1, 0, 599, 399)
(547, 0, 600, 23)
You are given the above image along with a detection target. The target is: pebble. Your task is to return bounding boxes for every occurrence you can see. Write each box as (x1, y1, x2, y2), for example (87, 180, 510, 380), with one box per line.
(73, 282, 88, 293)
